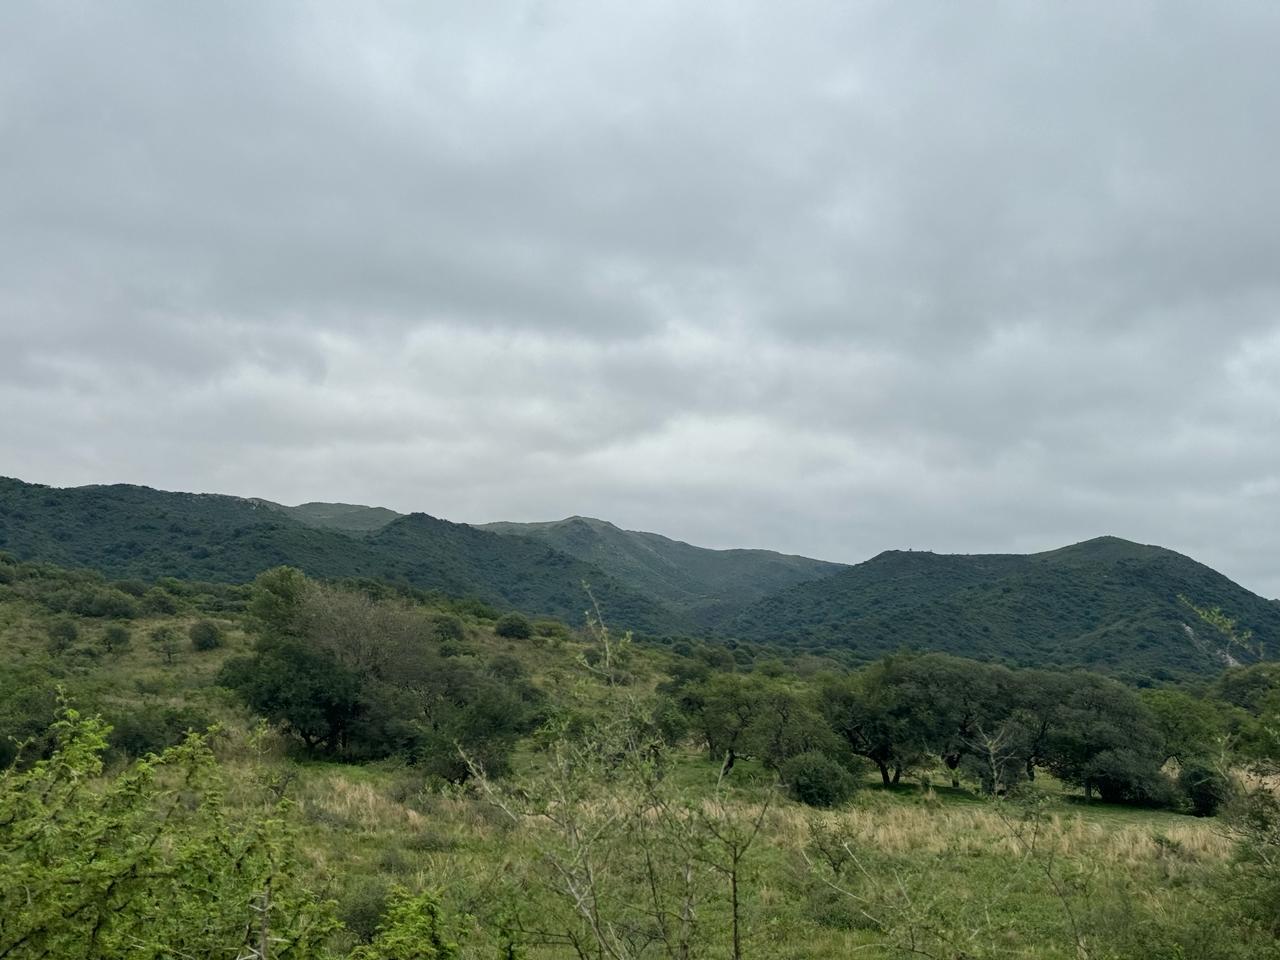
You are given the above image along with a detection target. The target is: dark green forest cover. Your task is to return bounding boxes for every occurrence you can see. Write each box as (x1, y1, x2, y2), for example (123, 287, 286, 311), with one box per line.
(255, 499, 405, 533)
(0, 476, 674, 633)
(479, 515, 844, 624)
(733, 537, 1280, 683)
(4, 476, 1279, 681)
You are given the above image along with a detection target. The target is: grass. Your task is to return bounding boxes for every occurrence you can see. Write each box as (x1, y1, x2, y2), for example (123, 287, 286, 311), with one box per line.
(0, 577, 1254, 959)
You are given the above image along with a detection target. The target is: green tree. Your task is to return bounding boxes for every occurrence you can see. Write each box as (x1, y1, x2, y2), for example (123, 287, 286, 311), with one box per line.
(780, 751, 856, 807)
(494, 612, 532, 640)
(1042, 674, 1170, 804)
(350, 887, 464, 960)
(148, 625, 180, 665)
(250, 565, 309, 639)
(0, 705, 337, 959)
(100, 623, 131, 654)
(45, 618, 78, 654)
(188, 618, 224, 651)
(220, 642, 361, 752)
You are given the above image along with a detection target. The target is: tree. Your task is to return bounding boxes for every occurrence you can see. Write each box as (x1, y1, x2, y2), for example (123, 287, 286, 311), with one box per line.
(45, 618, 78, 654)
(1042, 674, 1170, 804)
(1141, 688, 1224, 764)
(250, 566, 309, 639)
(350, 887, 463, 960)
(0, 705, 337, 959)
(148, 625, 180, 665)
(819, 661, 930, 787)
(780, 751, 856, 807)
(494, 613, 532, 640)
(1179, 760, 1232, 817)
(220, 642, 361, 752)
(189, 619, 224, 651)
(683, 673, 765, 771)
(101, 623, 131, 654)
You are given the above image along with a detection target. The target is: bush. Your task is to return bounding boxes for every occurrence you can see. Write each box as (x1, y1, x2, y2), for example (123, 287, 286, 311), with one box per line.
(107, 704, 212, 760)
(189, 619, 224, 651)
(46, 618, 79, 653)
(101, 623, 132, 653)
(68, 587, 139, 619)
(494, 613, 532, 640)
(337, 876, 390, 944)
(429, 613, 465, 643)
(780, 751, 857, 808)
(142, 587, 179, 615)
(1180, 760, 1232, 817)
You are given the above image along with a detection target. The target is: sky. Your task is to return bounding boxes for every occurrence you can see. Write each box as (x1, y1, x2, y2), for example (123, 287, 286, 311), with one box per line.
(2, 2, 1279, 596)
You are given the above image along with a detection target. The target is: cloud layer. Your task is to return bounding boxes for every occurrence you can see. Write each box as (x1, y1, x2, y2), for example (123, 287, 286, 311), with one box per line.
(3, 2, 1278, 594)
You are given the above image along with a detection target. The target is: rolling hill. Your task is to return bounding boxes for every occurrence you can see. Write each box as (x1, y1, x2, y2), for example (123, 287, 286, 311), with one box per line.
(731, 536, 1280, 682)
(0, 477, 674, 632)
(477, 515, 844, 625)
(253, 499, 403, 533)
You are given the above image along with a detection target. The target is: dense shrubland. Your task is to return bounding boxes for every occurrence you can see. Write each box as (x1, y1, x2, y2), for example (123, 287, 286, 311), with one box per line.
(5, 550, 1280, 957)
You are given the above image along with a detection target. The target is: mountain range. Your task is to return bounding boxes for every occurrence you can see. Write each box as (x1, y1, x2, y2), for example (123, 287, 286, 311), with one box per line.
(2, 475, 1276, 680)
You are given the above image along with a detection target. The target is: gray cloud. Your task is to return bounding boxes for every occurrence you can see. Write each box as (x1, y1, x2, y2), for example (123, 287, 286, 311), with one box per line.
(2, 1, 1279, 595)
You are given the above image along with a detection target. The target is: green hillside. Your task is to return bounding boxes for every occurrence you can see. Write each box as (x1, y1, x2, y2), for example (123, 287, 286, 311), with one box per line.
(0, 478, 675, 632)
(478, 515, 843, 625)
(732, 536, 1280, 682)
(253, 499, 403, 533)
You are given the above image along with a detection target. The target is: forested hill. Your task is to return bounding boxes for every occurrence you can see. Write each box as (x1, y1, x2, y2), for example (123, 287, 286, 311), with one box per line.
(731, 536, 1280, 682)
(478, 515, 844, 625)
(252, 499, 402, 533)
(0, 477, 675, 632)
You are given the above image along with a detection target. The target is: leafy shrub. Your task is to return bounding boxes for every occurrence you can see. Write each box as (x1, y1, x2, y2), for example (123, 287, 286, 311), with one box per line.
(188, 619, 224, 651)
(107, 704, 212, 761)
(494, 613, 532, 640)
(350, 886, 462, 959)
(46, 618, 79, 653)
(429, 613, 465, 643)
(101, 623, 132, 653)
(149, 625, 181, 664)
(780, 751, 856, 808)
(487, 654, 527, 682)
(1180, 760, 1232, 817)
(141, 587, 179, 615)
(337, 876, 390, 943)
(68, 587, 139, 619)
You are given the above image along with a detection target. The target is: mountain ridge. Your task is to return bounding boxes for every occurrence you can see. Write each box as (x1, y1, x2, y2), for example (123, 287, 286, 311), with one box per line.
(732, 535, 1280, 682)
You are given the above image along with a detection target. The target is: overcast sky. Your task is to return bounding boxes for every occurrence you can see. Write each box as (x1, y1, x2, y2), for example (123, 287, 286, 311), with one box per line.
(2, 2, 1279, 595)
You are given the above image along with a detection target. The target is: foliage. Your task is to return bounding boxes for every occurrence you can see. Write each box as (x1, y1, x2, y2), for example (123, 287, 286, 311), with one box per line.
(780, 751, 856, 807)
(0, 705, 337, 959)
(349, 887, 464, 960)
(223, 576, 539, 772)
(494, 612, 532, 640)
(481, 514, 842, 627)
(732, 536, 1280, 681)
(0, 477, 678, 633)
(100, 623, 131, 653)
(1179, 760, 1233, 817)
(189, 617, 224, 650)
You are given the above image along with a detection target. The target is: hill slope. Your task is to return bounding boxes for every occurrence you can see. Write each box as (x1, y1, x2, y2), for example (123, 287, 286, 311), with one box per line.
(478, 515, 844, 625)
(0, 478, 675, 632)
(252, 499, 403, 533)
(732, 537, 1280, 682)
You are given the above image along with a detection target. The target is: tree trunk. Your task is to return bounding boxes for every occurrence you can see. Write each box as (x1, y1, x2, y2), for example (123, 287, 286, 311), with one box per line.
(891, 766, 902, 786)
(730, 862, 741, 960)
(877, 762, 891, 786)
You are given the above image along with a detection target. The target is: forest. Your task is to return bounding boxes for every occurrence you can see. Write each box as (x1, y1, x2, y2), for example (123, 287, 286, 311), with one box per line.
(3, 550, 1280, 959)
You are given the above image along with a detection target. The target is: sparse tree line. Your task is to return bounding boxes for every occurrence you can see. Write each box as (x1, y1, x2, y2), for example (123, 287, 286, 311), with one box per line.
(664, 651, 1259, 814)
